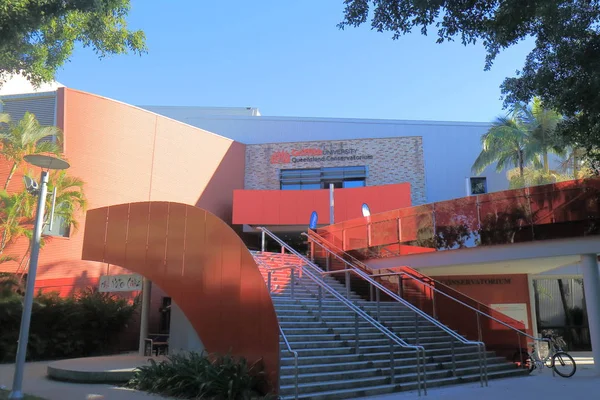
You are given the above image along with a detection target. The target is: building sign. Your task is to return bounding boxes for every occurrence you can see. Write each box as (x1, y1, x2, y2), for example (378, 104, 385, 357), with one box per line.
(439, 278, 512, 286)
(270, 147, 374, 164)
(99, 274, 143, 292)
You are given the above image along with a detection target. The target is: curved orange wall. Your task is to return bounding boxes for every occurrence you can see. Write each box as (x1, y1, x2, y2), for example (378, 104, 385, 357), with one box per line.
(0, 88, 246, 294)
(82, 202, 280, 392)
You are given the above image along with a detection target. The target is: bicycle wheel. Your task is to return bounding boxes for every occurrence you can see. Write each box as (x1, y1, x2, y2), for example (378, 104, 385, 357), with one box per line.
(552, 352, 576, 378)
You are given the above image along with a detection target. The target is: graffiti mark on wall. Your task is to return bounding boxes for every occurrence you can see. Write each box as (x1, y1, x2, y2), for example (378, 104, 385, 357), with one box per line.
(99, 274, 143, 292)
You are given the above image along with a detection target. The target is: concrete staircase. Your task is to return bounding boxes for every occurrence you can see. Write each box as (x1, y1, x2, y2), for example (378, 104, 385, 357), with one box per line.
(253, 252, 526, 400)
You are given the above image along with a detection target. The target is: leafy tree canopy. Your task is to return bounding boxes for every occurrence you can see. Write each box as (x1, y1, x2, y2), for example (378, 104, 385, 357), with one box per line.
(339, 1, 600, 166)
(0, 0, 146, 86)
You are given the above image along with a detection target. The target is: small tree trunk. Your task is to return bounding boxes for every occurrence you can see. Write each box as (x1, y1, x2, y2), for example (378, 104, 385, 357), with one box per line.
(543, 152, 550, 173)
(519, 151, 525, 178)
(3, 162, 18, 190)
(558, 279, 572, 326)
(533, 280, 542, 333)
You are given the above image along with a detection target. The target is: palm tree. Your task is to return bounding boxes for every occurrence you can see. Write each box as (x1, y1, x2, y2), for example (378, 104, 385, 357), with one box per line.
(46, 170, 87, 232)
(15, 170, 87, 276)
(472, 113, 540, 178)
(0, 190, 35, 255)
(518, 97, 565, 172)
(0, 112, 62, 190)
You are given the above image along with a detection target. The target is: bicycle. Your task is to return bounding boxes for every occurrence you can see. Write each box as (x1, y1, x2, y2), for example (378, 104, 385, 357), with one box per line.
(520, 330, 577, 378)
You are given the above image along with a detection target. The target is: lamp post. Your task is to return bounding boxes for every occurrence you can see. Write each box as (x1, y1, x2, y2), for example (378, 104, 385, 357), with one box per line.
(9, 155, 69, 400)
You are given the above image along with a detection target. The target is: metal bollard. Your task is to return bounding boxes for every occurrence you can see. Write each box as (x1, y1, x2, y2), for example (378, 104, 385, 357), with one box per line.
(290, 269, 295, 299)
(355, 313, 360, 354)
(267, 271, 272, 293)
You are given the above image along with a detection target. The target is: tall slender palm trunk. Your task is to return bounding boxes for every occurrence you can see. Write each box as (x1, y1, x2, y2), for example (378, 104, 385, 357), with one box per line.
(519, 151, 525, 177)
(3, 162, 18, 190)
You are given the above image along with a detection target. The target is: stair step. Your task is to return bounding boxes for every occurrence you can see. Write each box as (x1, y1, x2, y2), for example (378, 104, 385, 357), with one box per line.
(280, 355, 508, 375)
(280, 349, 495, 366)
(279, 369, 527, 400)
(280, 361, 517, 386)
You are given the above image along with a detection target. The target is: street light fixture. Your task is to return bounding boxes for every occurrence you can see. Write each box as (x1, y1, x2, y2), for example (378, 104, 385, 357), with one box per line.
(9, 154, 69, 400)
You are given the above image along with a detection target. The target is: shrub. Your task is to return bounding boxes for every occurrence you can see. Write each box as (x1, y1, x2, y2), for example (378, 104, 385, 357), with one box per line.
(127, 352, 270, 399)
(0, 286, 138, 362)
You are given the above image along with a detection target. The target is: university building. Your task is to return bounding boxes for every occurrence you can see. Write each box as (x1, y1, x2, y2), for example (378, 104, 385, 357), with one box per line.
(1, 78, 599, 397)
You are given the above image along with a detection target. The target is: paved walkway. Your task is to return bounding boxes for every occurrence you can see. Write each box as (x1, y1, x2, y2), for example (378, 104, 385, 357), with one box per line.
(361, 353, 598, 399)
(0, 361, 170, 400)
(0, 354, 596, 400)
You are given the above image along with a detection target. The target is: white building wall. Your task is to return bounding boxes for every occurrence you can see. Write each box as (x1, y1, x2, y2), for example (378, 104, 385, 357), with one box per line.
(168, 301, 204, 354)
(139, 110, 506, 203)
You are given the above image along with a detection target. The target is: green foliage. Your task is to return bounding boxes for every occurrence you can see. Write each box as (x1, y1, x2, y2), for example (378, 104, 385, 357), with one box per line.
(0, 112, 62, 190)
(0, 285, 138, 362)
(0, 0, 146, 87)
(507, 167, 570, 189)
(0, 112, 86, 272)
(127, 352, 270, 399)
(472, 112, 539, 177)
(472, 97, 584, 183)
(338, 1, 600, 164)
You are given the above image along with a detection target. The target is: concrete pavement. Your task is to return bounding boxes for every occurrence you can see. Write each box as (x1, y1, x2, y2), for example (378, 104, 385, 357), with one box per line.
(360, 353, 597, 399)
(0, 360, 170, 400)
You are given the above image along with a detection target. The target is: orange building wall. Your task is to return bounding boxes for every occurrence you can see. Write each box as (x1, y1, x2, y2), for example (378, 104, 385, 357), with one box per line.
(430, 273, 533, 335)
(0, 88, 246, 294)
(233, 183, 412, 226)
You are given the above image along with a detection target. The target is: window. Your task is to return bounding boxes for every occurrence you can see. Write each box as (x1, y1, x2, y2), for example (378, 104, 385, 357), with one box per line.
(43, 215, 70, 237)
(280, 166, 367, 190)
(469, 177, 487, 195)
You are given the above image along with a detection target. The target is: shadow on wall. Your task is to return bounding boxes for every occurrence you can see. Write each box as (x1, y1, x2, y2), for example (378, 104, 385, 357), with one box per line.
(195, 142, 246, 224)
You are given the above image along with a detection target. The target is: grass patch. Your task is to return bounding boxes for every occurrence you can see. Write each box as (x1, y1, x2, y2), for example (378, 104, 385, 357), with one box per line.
(0, 389, 47, 400)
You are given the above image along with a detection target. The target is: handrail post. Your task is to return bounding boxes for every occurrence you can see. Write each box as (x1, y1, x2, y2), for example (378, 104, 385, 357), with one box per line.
(267, 271, 272, 294)
(318, 285, 322, 320)
(294, 352, 299, 400)
(309, 240, 314, 262)
(370, 283, 374, 302)
(415, 313, 420, 345)
(376, 288, 381, 321)
(290, 268, 295, 299)
(355, 313, 360, 354)
(398, 276, 403, 298)
(261, 230, 266, 252)
(345, 267, 351, 299)
(476, 309, 482, 342)
(432, 289, 437, 319)
(390, 339, 395, 384)
(451, 339, 456, 377)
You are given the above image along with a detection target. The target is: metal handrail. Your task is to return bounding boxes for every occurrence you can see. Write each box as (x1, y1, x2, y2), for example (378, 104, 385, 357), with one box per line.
(304, 231, 489, 387)
(258, 227, 428, 396)
(307, 230, 550, 347)
(279, 325, 299, 400)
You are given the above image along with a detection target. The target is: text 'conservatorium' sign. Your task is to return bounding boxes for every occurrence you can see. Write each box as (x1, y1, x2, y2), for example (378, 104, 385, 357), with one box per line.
(99, 274, 143, 292)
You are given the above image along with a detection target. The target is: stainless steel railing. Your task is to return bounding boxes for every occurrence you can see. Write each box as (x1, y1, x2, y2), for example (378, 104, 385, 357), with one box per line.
(279, 325, 299, 400)
(253, 255, 301, 399)
(306, 230, 551, 360)
(257, 227, 428, 396)
(303, 231, 489, 387)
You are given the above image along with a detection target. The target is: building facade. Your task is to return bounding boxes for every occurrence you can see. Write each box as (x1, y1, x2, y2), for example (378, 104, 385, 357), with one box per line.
(1, 82, 597, 357)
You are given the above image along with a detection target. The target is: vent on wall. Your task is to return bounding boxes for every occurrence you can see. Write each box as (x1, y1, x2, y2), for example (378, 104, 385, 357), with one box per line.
(0, 93, 58, 143)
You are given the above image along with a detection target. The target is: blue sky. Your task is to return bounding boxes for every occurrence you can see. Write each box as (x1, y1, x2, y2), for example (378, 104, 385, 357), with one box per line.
(56, 0, 533, 122)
